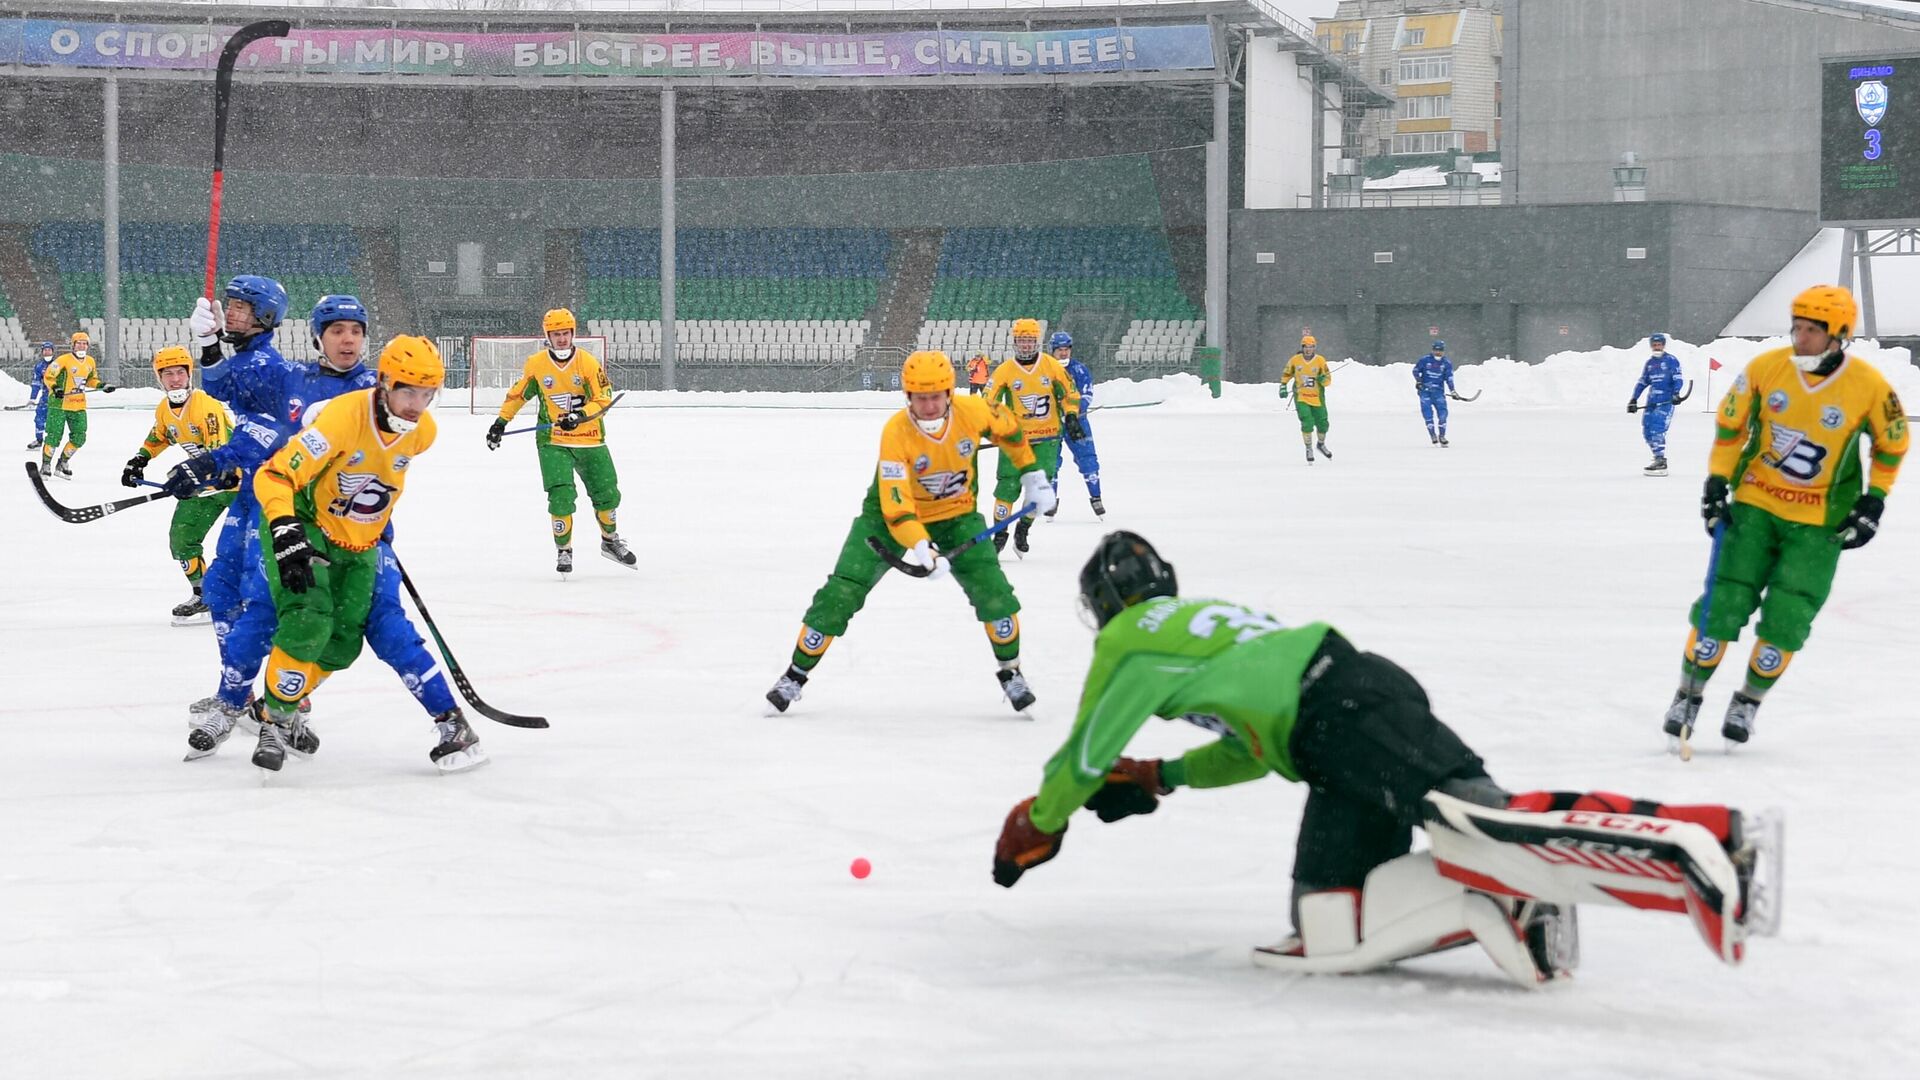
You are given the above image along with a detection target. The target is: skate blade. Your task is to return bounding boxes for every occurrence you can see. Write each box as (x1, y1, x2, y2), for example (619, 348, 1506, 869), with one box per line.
(170, 613, 212, 628)
(182, 745, 220, 762)
(434, 745, 491, 774)
(1740, 808, 1786, 937)
(599, 549, 638, 570)
(252, 757, 284, 773)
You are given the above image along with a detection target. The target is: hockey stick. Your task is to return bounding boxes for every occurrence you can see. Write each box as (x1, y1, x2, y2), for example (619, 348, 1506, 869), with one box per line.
(865, 503, 1037, 578)
(504, 392, 628, 436)
(1671, 380, 1695, 405)
(1677, 518, 1728, 761)
(1448, 389, 1483, 402)
(24, 461, 177, 523)
(390, 553, 549, 729)
(204, 20, 290, 300)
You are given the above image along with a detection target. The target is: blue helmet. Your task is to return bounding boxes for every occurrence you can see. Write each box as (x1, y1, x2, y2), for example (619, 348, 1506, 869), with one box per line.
(223, 275, 289, 333)
(1432, 340, 1447, 351)
(311, 294, 369, 343)
(1049, 331, 1073, 350)
(38, 340, 53, 352)
(1650, 332, 1668, 345)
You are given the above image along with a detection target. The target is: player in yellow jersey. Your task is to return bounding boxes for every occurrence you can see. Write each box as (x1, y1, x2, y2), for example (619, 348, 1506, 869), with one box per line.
(766, 351, 1058, 717)
(1663, 285, 1907, 750)
(38, 330, 116, 479)
(1279, 335, 1333, 464)
(486, 308, 634, 576)
(249, 336, 446, 772)
(985, 317, 1083, 556)
(120, 346, 238, 625)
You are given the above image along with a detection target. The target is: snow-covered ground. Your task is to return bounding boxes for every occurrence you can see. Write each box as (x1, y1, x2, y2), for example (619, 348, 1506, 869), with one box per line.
(1, 356, 1914, 1078)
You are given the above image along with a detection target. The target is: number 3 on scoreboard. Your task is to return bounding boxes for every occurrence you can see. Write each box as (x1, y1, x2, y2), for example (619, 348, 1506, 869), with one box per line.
(1864, 128, 1883, 161)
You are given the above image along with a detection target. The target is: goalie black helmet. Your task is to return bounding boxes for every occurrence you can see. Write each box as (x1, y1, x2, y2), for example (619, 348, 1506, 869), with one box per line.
(1078, 531, 1178, 628)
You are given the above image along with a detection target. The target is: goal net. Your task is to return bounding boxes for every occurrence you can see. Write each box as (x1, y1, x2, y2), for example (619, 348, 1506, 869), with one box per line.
(467, 336, 609, 413)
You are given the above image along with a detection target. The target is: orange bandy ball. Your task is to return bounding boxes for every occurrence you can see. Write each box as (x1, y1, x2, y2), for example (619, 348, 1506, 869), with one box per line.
(850, 857, 872, 879)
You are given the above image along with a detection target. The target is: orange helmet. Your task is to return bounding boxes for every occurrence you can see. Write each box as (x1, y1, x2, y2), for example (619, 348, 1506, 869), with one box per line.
(1011, 318, 1042, 340)
(1790, 285, 1857, 340)
(543, 308, 577, 335)
(378, 335, 446, 389)
(902, 350, 956, 393)
(1300, 335, 1317, 348)
(151, 345, 194, 375)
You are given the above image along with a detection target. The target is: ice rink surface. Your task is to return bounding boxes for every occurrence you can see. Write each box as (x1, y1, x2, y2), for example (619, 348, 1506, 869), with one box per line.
(2, 363, 1915, 1078)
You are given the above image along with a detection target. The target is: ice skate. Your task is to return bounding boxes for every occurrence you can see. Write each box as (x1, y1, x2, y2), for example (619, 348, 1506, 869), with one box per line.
(555, 546, 574, 577)
(1090, 495, 1106, 520)
(1644, 455, 1669, 477)
(1663, 689, 1703, 757)
(25, 436, 42, 451)
(428, 708, 488, 773)
(183, 701, 248, 761)
(254, 699, 319, 758)
(251, 714, 291, 772)
(1304, 445, 1314, 465)
(997, 666, 1036, 715)
(1428, 430, 1439, 445)
(170, 592, 210, 627)
(38, 458, 52, 479)
(1438, 435, 1450, 447)
(1317, 440, 1332, 460)
(54, 457, 73, 480)
(765, 665, 808, 715)
(1012, 516, 1033, 557)
(600, 533, 637, 569)
(1722, 692, 1760, 746)
(992, 529, 1010, 555)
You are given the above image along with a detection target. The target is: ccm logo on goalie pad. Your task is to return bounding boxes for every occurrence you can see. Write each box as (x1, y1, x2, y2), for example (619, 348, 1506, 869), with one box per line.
(1561, 812, 1672, 834)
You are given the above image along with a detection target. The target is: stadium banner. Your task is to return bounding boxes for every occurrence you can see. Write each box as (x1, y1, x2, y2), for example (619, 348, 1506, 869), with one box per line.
(4, 19, 1214, 77)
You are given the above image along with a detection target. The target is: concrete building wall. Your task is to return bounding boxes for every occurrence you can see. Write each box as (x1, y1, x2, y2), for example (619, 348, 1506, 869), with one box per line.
(1244, 36, 1318, 210)
(1226, 202, 1813, 377)
(1507, 0, 1920, 208)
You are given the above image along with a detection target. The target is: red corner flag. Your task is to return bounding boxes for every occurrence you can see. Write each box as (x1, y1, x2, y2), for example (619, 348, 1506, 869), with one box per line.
(1709, 357, 1723, 370)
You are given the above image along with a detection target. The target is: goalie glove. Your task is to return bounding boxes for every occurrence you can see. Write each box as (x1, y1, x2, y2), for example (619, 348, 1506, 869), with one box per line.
(902, 539, 950, 581)
(1837, 494, 1884, 550)
(1018, 469, 1057, 518)
(1083, 757, 1170, 823)
(189, 296, 222, 350)
(993, 797, 1065, 888)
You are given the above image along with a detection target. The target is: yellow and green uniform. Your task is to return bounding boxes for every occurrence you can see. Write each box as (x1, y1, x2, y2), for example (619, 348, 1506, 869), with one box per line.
(253, 390, 437, 714)
(496, 347, 620, 547)
(1280, 352, 1332, 438)
(1683, 347, 1908, 692)
(40, 351, 101, 464)
(134, 390, 236, 588)
(985, 352, 1083, 523)
(791, 394, 1041, 670)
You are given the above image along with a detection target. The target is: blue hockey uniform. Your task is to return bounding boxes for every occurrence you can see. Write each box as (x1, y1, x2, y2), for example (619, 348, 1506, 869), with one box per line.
(1061, 354, 1102, 500)
(1412, 349, 1456, 441)
(28, 353, 51, 442)
(1629, 350, 1685, 455)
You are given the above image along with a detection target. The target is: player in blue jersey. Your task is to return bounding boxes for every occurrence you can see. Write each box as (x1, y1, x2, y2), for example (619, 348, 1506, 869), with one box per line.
(1050, 331, 1105, 520)
(25, 341, 53, 450)
(171, 283, 482, 771)
(1627, 332, 1686, 477)
(1412, 340, 1456, 446)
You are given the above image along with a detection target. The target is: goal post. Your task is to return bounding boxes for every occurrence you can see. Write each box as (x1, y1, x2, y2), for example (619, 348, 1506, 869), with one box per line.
(467, 335, 609, 414)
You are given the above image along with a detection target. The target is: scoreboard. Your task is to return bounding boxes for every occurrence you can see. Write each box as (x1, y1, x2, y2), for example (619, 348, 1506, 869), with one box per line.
(1823, 52, 1920, 225)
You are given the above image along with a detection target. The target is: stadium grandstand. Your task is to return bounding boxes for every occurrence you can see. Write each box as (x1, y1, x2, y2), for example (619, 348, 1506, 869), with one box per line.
(0, 0, 1382, 390)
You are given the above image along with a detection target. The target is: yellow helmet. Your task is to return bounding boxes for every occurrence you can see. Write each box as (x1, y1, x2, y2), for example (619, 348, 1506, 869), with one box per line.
(152, 345, 194, 375)
(902, 350, 956, 393)
(71, 330, 89, 344)
(1300, 335, 1317, 348)
(543, 308, 577, 335)
(1790, 285, 1857, 340)
(1011, 318, 1042, 340)
(377, 335, 446, 389)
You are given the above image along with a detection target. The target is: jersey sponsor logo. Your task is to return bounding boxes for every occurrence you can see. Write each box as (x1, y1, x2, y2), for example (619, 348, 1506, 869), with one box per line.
(801, 626, 828, 653)
(326, 473, 401, 523)
(1012, 379, 1024, 391)
(1018, 393, 1053, 419)
(246, 423, 276, 448)
(542, 376, 555, 388)
(914, 454, 930, 474)
(1752, 644, 1786, 676)
(552, 518, 568, 534)
(274, 669, 307, 700)
(1820, 405, 1845, 430)
(288, 397, 306, 423)
(166, 425, 179, 439)
(987, 616, 1018, 644)
(1742, 472, 1828, 507)
(346, 451, 366, 466)
(1733, 374, 1748, 393)
(879, 460, 907, 481)
(957, 438, 975, 457)
(393, 455, 412, 471)
(189, 424, 204, 439)
(1766, 390, 1788, 413)
(299, 429, 331, 457)
(573, 375, 584, 387)
(1761, 423, 1828, 483)
(917, 470, 971, 500)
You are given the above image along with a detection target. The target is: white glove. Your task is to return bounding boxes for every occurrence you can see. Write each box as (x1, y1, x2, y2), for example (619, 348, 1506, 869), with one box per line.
(903, 539, 950, 580)
(189, 297, 221, 349)
(1019, 470, 1058, 517)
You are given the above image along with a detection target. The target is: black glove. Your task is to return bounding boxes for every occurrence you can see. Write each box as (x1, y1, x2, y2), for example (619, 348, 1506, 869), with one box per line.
(51, 388, 64, 399)
(1837, 494, 1885, 550)
(269, 515, 323, 594)
(556, 409, 587, 432)
(1701, 476, 1731, 536)
(1083, 758, 1170, 823)
(485, 418, 506, 450)
(98, 384, 116, 394)
(160, 453, 222, 499)
(121, 454, 148, 489)
(1063, 412, 1088, 442)
(1627, 400, 1641, 414)
(993, 797, 1065, 888)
